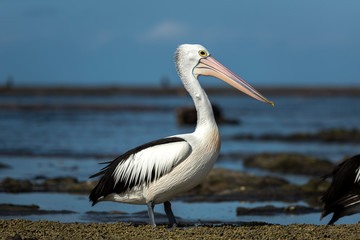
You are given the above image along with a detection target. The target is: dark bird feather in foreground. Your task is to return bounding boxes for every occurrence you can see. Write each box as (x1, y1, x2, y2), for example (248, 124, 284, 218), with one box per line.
(321, 154, 360, 224)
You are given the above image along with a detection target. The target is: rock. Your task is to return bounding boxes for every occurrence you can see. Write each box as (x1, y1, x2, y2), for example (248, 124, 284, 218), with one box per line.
(229, 128, 360, 143)
(243, 153, 334, 176)
(176, 104, 239, 126)
(289, 128, 360, 142)
(0, 204, 76, 216)
(181, 168, 329, 205)
(182, 168, 302, 202)
(0, 162, 11, 169)
(0, 169, 327, 206)
(236, 205, 320, 216)
(0, 177, 96, 194)
(300, 178, 331, 193)
(0, 204, 39, 213)
(0, 178, 33, 193)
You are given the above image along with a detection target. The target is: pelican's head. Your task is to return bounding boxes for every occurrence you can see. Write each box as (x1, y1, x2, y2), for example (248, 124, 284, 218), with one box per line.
(175, 44, 274, 106)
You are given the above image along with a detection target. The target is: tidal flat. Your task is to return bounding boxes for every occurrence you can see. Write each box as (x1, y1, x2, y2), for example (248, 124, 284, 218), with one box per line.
(1, 219, 360, 240)
(1, 88, 360, 238)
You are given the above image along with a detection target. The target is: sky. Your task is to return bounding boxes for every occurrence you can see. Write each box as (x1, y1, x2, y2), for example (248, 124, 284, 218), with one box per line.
(1, 1, 360, 87)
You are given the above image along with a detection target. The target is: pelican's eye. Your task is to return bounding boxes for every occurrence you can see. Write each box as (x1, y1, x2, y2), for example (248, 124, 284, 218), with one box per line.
(198, 50, 207, 57)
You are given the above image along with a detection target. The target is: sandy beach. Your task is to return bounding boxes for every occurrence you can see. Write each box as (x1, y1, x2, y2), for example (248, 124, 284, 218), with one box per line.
(1, 219, 359, 240)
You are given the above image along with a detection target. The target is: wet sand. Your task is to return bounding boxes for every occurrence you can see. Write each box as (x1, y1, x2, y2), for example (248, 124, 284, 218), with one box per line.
(1, 219, 359, 240)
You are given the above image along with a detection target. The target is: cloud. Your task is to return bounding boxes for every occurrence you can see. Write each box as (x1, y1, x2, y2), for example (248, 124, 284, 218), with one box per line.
(82, 31, 116, 52)
(92, 31, 114, 48)
(140, 21, 189, 42)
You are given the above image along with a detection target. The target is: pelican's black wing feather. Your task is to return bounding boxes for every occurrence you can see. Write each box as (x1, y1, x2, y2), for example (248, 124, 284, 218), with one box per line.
(321, 154, 360, 224)
(89, 137, 188, 205)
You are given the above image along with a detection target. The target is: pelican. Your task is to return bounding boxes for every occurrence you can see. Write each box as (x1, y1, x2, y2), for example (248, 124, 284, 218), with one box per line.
(321, 154, 360, 224)
(89, 44, 274, 227)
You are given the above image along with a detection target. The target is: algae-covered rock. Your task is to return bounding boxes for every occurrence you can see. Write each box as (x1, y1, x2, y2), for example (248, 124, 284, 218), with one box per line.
(300, 178, 330, 193)
(290, 128, 360, 142)
(38, 177, 95, 193)
(0, 177, 95, 194)
(0, 169, 328, 206)
(182, 168, 307, 202)
(229, 127, 360, 143)
(0, 204, 75, 216)
(176, 104, 239, 126)
(243, 153, 334, 176)
(0, 169, 327, 205)
(189, 167, 288, 192)
(0, 204, 39, 212)
(181, 168, 329, 205)
(0, 178, 33, 193)
(0, 162, 10, 169)
(236, 205, 320, 216)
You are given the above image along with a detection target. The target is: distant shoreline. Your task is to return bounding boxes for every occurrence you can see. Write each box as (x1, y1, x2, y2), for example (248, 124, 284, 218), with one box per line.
(1, 86, 360, 96)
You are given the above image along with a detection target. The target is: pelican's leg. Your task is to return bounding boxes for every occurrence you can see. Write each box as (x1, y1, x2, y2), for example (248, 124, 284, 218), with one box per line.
(164, 201, 177, 227)
(147, 201, 156, 227)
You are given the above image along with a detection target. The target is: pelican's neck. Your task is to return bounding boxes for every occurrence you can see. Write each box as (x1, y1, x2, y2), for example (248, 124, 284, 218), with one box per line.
(181, 72, 217, 131)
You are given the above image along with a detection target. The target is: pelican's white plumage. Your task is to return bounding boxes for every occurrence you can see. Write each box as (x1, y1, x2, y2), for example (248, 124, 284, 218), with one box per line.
(89, 44, 273, 227)
(113, 140, 192, 188)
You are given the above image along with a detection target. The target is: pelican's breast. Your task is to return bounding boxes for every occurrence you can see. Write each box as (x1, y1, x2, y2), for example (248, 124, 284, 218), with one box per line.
(148, 126, 221, 203)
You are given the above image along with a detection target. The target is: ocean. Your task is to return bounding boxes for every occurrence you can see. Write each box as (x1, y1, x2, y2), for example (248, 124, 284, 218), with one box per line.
(0, 89, 359, 225)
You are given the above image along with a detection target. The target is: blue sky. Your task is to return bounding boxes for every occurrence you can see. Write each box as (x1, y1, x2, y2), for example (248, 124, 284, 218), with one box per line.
(1, 1, 360, 87)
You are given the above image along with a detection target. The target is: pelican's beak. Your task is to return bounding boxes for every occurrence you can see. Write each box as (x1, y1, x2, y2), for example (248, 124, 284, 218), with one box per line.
(193, 56, 274, 107)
